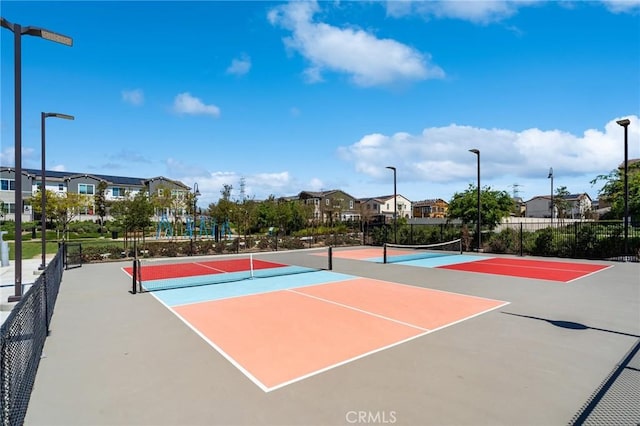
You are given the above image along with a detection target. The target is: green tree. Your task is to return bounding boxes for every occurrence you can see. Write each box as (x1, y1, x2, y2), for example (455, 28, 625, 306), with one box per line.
(447, 184, 514, 229)
(553, 186, 571, 220)
(150, 184, 186, 236)
(94, 181, 108, 234)
(110, 190, 154, 245)
(32, 189, 87, 240)
(591, 161, 640, 222)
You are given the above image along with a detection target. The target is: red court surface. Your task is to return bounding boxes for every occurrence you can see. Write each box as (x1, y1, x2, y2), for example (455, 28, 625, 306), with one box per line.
(123, 258, 285, 281)
(438, 257, 611, 282)
(173, 277, 507, 391)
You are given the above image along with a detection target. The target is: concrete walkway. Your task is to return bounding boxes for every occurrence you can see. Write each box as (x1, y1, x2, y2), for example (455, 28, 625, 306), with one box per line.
(0, 256, 54, 326)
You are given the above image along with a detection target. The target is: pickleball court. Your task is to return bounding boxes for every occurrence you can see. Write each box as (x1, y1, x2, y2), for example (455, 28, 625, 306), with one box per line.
(122, 254, 508, 391)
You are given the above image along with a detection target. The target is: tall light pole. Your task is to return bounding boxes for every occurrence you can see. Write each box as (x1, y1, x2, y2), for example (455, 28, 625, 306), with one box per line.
(193, 182, 200, 237)
(386, 166, 397, 244)
(548, 167, 554, 226)
(1, 17, 73, 302)
(469, 149, 481, 251)
(39, 112, 74, 271)
(616, 118, 631, 257)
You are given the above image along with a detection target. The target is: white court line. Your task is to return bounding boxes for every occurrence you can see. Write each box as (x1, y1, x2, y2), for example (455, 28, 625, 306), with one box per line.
(146, 276, 511, 393)
(264, 297, 511, 393)
(286, 288, 430, 332)
(147, 291, 270, 392)
(474, 260, 610, 274)
(565, 264, 614, 283)
(192, 261, 229, 274)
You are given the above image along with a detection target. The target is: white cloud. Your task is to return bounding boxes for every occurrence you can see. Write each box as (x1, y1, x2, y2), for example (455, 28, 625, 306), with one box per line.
(385, 1, 639, 24)
(51, 164, 66, 172)
(121, 89, 144, 106)
(172, 92, 220, 118)
(0, 147, 14, 166)
(226, 54, 252, 76)
(385, 0, 529, 24)
(338, 116, 640, 187)
(174, 170, 299, 204)
(600, 0, 640, 13)
(269, 1, 444, 87)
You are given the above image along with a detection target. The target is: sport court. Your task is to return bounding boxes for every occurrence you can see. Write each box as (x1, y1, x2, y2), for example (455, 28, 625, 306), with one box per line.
(24, 247, 639, 425)
(332, 245, 611, 282)
(122, 255, 507, 391)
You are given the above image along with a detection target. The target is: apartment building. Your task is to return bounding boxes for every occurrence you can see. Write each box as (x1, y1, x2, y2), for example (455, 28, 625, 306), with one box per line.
(0, 167, 189, 221)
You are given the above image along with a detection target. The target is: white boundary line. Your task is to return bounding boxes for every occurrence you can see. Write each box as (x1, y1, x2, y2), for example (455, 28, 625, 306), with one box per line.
(148, 291, 270, 392)
(147, 276, 511, 393)
(264, 298, 511, 393)
(286, 288, 430, 332)
(565, 264, 614, 283)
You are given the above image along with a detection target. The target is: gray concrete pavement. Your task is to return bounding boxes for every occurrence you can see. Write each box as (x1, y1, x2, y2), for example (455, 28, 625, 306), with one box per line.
(0, 256, 54, 326)
(21, 251, 640, 425)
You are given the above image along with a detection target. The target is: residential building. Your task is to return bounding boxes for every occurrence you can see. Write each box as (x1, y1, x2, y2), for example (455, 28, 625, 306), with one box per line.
(0, 167, 189, 222)
(412, 198, 448, 218)
(298, 190, 360, 222)
(525, 193, 593, 219)
(361, 194, 412, 221)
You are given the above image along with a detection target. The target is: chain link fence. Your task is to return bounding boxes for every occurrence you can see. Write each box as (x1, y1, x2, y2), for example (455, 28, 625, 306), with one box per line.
(1, 245, 64, 426)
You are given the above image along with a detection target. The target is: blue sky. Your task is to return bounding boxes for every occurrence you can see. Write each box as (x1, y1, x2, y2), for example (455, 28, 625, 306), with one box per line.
(1, 0, 639, 208)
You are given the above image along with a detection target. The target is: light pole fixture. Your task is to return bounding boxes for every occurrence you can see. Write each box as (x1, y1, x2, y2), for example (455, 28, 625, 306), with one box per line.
(548, 167, 554, 226)
(39, 112, 74, 271)
(1, 17, 73, 302)
(386, 166, 397, 244)
(616, 118, 631, 257)
(469, 149, 481, 251)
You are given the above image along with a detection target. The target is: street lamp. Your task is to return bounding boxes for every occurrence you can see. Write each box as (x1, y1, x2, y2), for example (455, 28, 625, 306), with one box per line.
(616, 118, 631, 257)
(1, 17, 73, 302)
(469, 149, 481, 251)
(548, 167, 554, 226)
(193, 182, 200, 236)
(385, 166, 397, 244)
(39, 112, 74, 271)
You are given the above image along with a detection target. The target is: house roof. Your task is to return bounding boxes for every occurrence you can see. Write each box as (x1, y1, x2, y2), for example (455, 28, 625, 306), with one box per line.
(22, 168, 146, 186)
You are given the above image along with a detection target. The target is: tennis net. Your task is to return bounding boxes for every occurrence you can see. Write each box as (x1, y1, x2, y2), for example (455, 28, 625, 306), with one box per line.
(383, 239, 462, 264)
(130, 247, 332, 293)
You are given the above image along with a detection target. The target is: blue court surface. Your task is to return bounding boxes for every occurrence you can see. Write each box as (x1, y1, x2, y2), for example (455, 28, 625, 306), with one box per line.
(152, 270, 354, 307)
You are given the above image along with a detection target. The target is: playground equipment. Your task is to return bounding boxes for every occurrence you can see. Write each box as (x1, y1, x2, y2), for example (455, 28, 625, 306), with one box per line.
(156, 213, 173, 239)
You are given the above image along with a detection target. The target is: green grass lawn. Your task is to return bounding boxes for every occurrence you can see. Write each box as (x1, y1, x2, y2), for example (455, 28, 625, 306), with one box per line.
(7, 241, 60, 260)
(7, 239, 127, 260)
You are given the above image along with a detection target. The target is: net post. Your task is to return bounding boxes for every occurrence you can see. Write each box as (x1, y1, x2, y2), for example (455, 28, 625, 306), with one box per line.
(519, 223, 524, 257)
(459, 238, 463, 254)
(383, 243, 387, 264)
(131, 259, 137, 294)
(328, 246, 333, 270)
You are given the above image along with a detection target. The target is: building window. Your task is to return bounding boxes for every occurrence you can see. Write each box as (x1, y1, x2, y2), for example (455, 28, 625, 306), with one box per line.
(1, 179, 15, 191)
(58, 183, 64, 191)
(349, 200, 354, 209)
(171, 189, 185, 200)
(326, 198, 330, 206)
(78, 184, 95, 195)
(112, 187, 125, 197)
(2, 202, 15, 214)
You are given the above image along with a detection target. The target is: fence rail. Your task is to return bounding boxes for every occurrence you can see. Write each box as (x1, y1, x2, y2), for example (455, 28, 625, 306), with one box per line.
(1, 246, 65, 426)
(364, 220, 639, 261)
